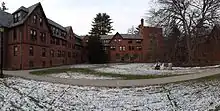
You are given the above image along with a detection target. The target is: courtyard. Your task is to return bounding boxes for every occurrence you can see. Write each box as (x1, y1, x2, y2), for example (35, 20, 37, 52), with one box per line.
(1, 63, 220, 110)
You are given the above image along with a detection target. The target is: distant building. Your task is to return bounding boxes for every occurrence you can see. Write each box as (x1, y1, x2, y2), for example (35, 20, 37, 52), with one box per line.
(83, 19, 164, 63)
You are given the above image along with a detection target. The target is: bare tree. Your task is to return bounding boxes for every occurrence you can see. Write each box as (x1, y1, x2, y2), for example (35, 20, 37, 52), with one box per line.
(127, 26, 139, 34)
(0, 2, 8, 11)
(147, 0, 220, 63)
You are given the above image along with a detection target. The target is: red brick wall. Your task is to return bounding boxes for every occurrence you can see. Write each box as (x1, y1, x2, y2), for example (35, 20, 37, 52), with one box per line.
(109, 34, 143, 63)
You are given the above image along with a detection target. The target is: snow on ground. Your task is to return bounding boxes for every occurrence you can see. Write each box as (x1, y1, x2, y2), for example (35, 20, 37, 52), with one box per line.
(49, 72, 118, 80)
(50, 64, 220, 80)
(93, 63, 220, 75)
(1, 77, 220, 110)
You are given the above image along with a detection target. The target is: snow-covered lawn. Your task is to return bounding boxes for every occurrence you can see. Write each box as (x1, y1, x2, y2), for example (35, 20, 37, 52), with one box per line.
(0, 77, 220, 110)
(74, 63, 220, 75)
(49, 72, 118, 80)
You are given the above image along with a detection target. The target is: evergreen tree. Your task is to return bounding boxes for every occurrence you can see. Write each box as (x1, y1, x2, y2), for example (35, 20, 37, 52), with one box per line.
(89, 13, 113, 36)
(87, 35, 107, 64)
(87, 13, 113, 64)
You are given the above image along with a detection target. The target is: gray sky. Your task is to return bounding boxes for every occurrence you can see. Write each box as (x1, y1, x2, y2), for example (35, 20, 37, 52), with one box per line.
(4, 0, 152, 35)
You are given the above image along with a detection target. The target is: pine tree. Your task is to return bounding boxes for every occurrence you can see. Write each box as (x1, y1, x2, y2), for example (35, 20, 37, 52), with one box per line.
(87, 13, 113, 63)
(87, 35, 107, 64)
(89, 13, 113, 36)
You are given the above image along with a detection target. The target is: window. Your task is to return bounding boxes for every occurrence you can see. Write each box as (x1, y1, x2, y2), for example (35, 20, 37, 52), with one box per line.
(128, 40, 132, 44)
(123, 46, 126, 51)
(110, 46, 116, 50)
(68, 52, 71, 57)
(51, 38, 55, 44)
(14, 46, 18, 56)
(50, 50, 54, 57)
(137, 46, 142, 50)
(39, 17, 43, 26)
(114, 39, 117, 42)
(33, 15, 37, 24)
(129, 46, 131, 51)
(56, 39, 60, 45)
(58, 50, 61, 57)
(40, 32, 46, 43)
(14, 14, 18, 23)
(30, 29, 37, 41)
(14, 12, 21, 23)
(86, 40, 89, 43)
(136, 40, 142, 44)
(13, 29, 17, 40)
(29, 46, 33, 56)
(29, 61, 34, 68)
(118, 39, 122, 42)
(120, 46, 125, 51)
(42, 48, 46, 57)
(132, 46, 134, 50)
(119, 46, 123, 51)
(62, 40, 67, 46)
(62, 51, 65, 57)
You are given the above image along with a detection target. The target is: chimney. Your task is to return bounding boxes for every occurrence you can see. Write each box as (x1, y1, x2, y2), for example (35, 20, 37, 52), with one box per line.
(141, 18, 144, 27)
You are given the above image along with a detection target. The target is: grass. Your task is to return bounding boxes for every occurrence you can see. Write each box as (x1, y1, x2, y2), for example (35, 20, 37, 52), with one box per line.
(30, 68, 184, 80)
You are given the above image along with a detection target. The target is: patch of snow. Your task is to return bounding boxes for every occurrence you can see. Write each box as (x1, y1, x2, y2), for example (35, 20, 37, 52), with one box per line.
(92, 63, 220, 75)
(1, 77, 220, 110)
(49, 72, 118, 80)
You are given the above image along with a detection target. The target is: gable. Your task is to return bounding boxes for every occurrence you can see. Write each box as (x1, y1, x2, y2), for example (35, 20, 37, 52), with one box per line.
(25, 4, 51, 33)
(109, 32, 123, 43)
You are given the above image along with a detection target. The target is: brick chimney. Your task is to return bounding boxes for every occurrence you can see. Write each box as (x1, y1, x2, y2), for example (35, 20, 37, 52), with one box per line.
(141, 18, 144, 27)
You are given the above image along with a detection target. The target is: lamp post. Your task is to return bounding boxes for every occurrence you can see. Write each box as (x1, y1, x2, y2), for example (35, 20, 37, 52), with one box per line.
(0, 27, 4, 78)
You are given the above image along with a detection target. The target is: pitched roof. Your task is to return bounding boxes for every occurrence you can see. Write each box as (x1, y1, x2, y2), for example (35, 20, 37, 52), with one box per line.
(65, 26, 71, 32)
(120, 34, 142, 39)
(100, 33, 142, 40)
(13, 6, 28, 14)
(0, 10, 13, 27)
(10, 2, 40, 27)
(100, 35, 114, 40)
(47, 19, 66, 31)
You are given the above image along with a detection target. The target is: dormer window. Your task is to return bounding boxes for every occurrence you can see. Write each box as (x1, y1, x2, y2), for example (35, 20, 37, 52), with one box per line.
(33, 15, 37, 24)
(39, 17, 43, 26)
(14, 12, 21, 23)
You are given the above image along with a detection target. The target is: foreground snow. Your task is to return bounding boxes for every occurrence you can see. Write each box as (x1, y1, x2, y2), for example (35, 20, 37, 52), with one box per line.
(0, 77, 220, 110)
(74, 63, 220, 75)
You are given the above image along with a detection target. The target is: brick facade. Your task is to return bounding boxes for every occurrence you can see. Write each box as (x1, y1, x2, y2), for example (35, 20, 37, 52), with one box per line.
(82, 19, 164, 63)
(0, 3, 84, 70)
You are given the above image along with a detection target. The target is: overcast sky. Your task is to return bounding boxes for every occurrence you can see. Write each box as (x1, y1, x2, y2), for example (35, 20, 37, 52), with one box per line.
(4, 0, 152, 35)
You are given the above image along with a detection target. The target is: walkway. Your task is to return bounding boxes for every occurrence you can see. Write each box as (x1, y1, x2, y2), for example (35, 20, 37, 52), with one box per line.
(3, 66, 220, 87)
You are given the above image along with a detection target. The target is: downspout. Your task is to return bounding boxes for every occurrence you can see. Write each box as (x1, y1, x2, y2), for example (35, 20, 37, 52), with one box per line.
(20, 27, 23, 69)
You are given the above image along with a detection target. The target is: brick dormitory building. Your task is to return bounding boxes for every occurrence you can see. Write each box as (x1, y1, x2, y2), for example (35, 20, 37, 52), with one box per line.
(0, 2, 84, 70)
(0, 2, 164, 70)
(82, 19, 164, 63)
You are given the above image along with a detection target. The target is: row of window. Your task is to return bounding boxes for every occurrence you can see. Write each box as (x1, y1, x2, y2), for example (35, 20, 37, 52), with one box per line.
(110, 46, 142, 51)
(112, 39, 142, 44)
(13, 46, 78, 58)
(29, 59, 73, 68)
(50, 38, 75, 49)
(51, 26, 67, 38)
(128, 40, 142, 44)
